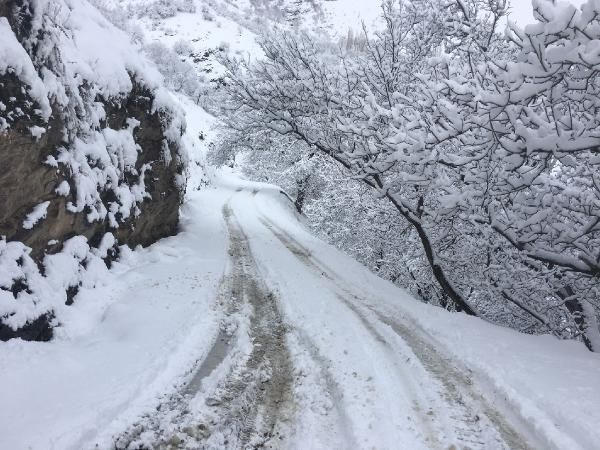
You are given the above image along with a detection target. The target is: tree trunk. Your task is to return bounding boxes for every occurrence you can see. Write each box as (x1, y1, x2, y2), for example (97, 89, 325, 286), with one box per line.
(558, 286, 598, 352)
(382, 189, 477, 316)
(294, 175, 310, 214)
(281, 130, 478, 316)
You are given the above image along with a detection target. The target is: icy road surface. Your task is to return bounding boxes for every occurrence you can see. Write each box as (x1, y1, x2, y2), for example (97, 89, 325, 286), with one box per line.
(1, 178, 599, 449)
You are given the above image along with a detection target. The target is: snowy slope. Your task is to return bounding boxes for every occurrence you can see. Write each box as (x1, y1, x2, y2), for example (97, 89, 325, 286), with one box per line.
(0, 189, 226, 449)
(93, 0, 385, 82)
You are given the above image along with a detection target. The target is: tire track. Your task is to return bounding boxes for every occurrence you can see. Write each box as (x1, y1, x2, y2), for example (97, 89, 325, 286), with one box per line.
(196, 204, 295, 449)
(286, 325, 359, 449)
(258, 217, 443, 448)
(258, 214, 537, 450)
(114, 205, 295, 450)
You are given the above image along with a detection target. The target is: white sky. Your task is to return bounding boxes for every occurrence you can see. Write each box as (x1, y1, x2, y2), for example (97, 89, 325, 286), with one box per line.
(323, 1, 590, 34)
(507, 0, 587, 25)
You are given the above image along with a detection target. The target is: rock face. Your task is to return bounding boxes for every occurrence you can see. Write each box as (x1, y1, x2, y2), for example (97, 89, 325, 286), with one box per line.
(0, 81, 183, 258)
(0, 0, 187, 341)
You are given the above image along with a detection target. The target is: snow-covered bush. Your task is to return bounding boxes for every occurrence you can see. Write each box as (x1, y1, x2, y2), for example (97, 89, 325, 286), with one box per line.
(145, 41, 206, 99)
(128, 23, 146, 45)
(173, 39, 193, 56)
(0, 234, 116, 339)
(88, 0, 131, 29)
(149, 0, 177, 19)
(88, 0, 148, 44)
(178, 0, 197, 14)
(130, 0, 198, 20)
(201, 5, 215, 22)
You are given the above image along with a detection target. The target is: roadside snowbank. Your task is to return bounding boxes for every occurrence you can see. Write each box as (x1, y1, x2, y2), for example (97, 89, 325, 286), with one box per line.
(0, 188, 228, 449)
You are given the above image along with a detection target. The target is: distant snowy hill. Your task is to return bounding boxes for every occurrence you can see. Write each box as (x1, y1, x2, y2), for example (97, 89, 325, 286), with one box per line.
(90, 0, 384, 80)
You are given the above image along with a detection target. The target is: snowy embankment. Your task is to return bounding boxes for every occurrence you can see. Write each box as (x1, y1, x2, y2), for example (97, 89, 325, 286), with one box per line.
(1, 165, 598, 449)
(0, 187, 227, 449)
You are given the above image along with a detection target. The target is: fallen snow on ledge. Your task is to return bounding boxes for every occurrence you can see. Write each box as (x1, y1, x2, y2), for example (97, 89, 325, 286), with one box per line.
(22, 201, 51, 230)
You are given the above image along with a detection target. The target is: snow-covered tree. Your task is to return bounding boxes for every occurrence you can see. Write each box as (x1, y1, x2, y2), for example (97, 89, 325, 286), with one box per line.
(144, 41, 204, 99)
(173, 39, 193, 56)
(217, 0, 600, 350)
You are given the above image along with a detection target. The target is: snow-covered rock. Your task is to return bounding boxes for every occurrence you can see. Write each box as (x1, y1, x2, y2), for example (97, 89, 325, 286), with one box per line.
(0, 0, 188, 341)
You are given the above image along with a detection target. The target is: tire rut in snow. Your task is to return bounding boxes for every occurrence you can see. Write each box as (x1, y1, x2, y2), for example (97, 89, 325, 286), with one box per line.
(198, 205, 294, 449)
(287, 326, 359, 448)
(259, 217, 441, 447)
(113, 205, 294, 450)
(259, 215, 535, 450)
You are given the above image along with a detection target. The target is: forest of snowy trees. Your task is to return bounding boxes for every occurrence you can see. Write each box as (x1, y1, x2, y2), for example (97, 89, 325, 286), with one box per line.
(213, 0, 600, 350)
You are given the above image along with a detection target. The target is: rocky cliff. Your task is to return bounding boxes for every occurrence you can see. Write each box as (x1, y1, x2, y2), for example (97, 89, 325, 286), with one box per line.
(0, 0, 188, 341)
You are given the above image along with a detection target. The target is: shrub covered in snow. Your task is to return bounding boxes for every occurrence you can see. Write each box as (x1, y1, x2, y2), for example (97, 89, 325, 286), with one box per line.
(118, 0, 198, 20)
(173, 39, 193, 56)
(145, 41, 206, 99)
(178, 0, 197, 14)
(0, 233, 119, 340)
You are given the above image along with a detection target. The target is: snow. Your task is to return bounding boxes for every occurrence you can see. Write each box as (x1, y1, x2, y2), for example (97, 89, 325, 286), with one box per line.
(0, 18, 51, 124)
(0, 240, 59, 330)
(22, 201, 51, 230)
(2, 0, 187, 225)
(225, 176, 600, 450)
(3, 165, 599, 448)
(319, 0, 383, 36)
(2, 2, 600, 449)
(137, 0, 264, 78)
(0, 188, 228, 449)
(58, 119, 155, 224)
(55, 180, 71, 196)
(33, 0, 162, 99)
(29, 126, 46, 139)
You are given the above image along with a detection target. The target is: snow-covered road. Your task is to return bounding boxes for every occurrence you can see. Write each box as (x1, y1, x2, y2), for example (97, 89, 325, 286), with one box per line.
(191, 186, 536, 450)
(1, 178, 600, 449)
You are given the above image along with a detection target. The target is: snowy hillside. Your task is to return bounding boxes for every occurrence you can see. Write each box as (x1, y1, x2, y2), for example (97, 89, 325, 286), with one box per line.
(1, 1, 600, 449)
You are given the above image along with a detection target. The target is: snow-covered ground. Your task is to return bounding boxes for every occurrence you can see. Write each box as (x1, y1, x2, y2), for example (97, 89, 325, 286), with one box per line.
(2, 164, 599, 449)
(0, 189, 227, 449)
